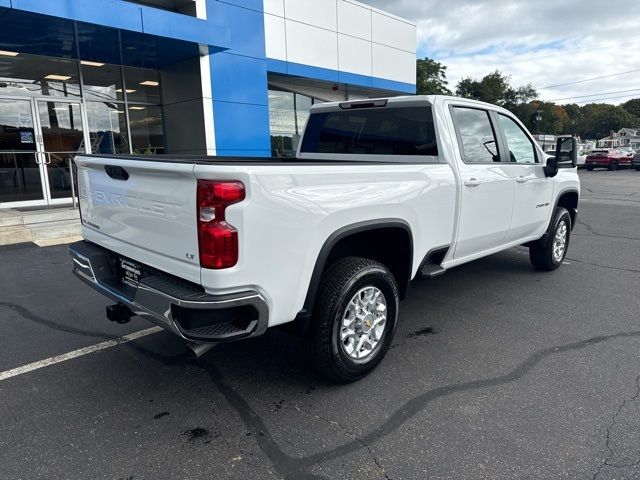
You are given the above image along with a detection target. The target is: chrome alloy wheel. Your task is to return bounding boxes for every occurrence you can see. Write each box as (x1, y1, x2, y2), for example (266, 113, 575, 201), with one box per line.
(340, 286, 387, 359)
(552, 220, 568, 262)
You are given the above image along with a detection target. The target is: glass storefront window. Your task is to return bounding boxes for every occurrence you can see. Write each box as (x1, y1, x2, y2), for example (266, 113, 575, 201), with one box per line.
(129, 105, 164, 154)
(296, 94, 312, 134)
(124, 66, 161, 104)
(0, 52, 80, 98)
(37, 101, 84, 151)
(81, 62, 124, 101)
(85, 102, 130, 154)
(0, 98, 42, 203)
(268, 89, 317, 157)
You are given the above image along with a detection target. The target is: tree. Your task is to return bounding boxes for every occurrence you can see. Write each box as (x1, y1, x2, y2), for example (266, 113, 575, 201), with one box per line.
(577, 104, 638, 139)
(454, 70, 537, 108)
(621, 98, 640, 122)
(416, 58, 451, 95)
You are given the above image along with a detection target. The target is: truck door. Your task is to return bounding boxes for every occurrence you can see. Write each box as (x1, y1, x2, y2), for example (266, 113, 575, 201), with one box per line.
(450, 106, 515, 259)
(494, 113, 554, 242)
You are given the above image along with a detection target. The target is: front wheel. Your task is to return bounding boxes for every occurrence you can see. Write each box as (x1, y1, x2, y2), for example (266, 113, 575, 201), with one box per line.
(529, 207, 572, 271)
(609, 161, 618, 171)
(586, 166, 594, 171)
(305, 257, 399, 382)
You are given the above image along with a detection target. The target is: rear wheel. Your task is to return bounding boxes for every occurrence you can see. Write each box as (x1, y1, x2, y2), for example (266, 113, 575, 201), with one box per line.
(609, 161, 618, 171)
(305, 257, 398, 382)
(529, 207, 571, 271)
(635, 166, 640, 171)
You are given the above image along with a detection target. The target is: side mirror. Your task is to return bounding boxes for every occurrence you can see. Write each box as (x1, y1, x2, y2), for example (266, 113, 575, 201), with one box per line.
(544, 137, 577, 177)
(556, 137, 577, 168)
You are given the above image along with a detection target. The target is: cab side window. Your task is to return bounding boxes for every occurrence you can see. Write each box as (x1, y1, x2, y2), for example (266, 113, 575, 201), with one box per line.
(451, 107, 500, 163)
(497, 114, 538, 163)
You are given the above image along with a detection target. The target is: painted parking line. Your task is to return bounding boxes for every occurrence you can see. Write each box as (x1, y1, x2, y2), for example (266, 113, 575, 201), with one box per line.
(0, 326, 163, 382)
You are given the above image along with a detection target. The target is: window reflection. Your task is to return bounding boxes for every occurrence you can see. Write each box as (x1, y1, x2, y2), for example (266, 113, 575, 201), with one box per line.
(85, 102, 130, 154)
(268, 89, 318, 157)
(0, 52, 80, 98)
(81, 62, 124, 101)
(124, 66, 161, 104)
(129, 105, 164, 154)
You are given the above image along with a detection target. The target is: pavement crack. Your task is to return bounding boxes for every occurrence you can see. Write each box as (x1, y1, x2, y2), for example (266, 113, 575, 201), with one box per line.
(574, 219, 640, 242)
(564, 257, 640, 274)
(197, 360, 325, 480)
(298, 330, 640, 468)
(593, 375, 640, 479)
(131, 330, 640, 478)
(0, 301, 190, 366)
(0, 301, 119, 341)
(297, 406, 393, 479)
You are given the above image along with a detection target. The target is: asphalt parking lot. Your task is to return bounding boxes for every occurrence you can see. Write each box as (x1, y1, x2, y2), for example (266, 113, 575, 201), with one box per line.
(1, 170, 639, 480)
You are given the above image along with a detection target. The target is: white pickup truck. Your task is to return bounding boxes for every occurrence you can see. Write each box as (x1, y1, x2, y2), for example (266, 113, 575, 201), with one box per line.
(69, 95, 580, 382)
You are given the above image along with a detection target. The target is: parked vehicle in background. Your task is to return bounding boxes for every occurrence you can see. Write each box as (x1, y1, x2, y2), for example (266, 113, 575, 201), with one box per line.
(549, 148, 586, 168)
(633, 152, 640, 171)
(68, 95, 580, 382)
(585, 149, 633, 171)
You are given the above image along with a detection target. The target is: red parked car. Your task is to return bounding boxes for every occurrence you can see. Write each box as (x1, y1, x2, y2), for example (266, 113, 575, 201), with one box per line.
(585, 149, 633, 171)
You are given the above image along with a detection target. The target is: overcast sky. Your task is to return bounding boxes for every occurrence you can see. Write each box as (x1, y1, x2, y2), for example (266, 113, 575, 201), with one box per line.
(365, 0, 640, 105)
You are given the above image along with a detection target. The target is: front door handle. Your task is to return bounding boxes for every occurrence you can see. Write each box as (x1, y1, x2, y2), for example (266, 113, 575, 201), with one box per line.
(516, 176, 529, 183)
(464, 178, 481, 187)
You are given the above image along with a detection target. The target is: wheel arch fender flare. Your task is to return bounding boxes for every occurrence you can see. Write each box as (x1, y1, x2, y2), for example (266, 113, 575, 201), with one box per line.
(293, 219, 414, 331)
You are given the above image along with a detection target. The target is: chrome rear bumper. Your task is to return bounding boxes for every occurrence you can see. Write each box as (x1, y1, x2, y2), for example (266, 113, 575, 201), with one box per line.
(69, 241, 269, 343)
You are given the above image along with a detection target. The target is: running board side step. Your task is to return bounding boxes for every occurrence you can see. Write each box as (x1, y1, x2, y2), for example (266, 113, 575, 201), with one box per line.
(418, 245, 450, 279)
(420, 264, 446, 278)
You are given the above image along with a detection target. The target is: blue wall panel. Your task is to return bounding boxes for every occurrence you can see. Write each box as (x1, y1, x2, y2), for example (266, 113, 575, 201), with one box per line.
(212, 102, 271, 156)
(217, 0, 263, 12)
(208, 1, 270, 156)
(10, 0, 230, 48)
(210, 53, 268, 105)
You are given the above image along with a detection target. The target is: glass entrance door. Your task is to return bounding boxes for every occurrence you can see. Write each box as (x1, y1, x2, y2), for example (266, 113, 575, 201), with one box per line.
(35, 100, 88, 204)
(0, 98, 43, 206)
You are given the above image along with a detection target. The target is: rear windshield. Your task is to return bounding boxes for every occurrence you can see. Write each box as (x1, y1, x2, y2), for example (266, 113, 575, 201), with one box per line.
(300, 106, 438, 157)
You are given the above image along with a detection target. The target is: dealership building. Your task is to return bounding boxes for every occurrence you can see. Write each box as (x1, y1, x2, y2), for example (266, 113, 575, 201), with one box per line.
(0, 0, 416, 209)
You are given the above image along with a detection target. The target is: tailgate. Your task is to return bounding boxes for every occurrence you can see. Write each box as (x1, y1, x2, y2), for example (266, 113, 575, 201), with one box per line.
(75, 155, 201, 283)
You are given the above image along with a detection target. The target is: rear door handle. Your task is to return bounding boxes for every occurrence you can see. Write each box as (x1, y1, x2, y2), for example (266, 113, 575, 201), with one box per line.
(464, 178, 481, 187)
(516, 176, 529, 183)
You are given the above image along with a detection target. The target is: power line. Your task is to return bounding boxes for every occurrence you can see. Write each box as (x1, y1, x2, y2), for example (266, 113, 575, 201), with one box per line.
(573, 93, 640, 105)
(540, 68, 640, 89)
(501, 38, 640, 64)
(546, 88, 640, 102)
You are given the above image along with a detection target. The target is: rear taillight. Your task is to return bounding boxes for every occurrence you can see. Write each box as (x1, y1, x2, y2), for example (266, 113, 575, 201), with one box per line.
(197, 180, 245, 269)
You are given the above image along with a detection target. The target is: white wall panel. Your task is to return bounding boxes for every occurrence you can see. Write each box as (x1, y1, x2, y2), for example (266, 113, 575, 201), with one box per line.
(372, 11, 415, 53)
(264, 14, 287, 61)
(372, 44, 416, 84)
(284, 0, 337, 31)
(338, 34, 371, 76)
(286, 21, 338, 71)
(264, 0, 284, 16)
(262, 0, 416, 87)
(337, 1, 371, 41)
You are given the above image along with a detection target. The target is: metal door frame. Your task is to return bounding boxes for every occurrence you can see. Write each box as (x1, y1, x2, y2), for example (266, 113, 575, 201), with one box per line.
(0, 95, 89, 209)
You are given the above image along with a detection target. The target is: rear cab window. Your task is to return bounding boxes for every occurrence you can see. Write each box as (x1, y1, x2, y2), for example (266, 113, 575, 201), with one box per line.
(450, 107, 500, 163)
(300, 106, 439, 160)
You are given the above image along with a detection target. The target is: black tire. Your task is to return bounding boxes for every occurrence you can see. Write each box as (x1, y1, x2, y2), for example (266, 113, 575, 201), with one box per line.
(305, 257, 399, 383)
(609, 161, 618, 171)
(529, 207, 572, 271)
(586, 166, 594, 171)
(635, 166, 640, 171)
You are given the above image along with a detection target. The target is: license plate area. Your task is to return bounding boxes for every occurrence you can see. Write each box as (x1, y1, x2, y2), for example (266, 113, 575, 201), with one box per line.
(120, 258, 143, 287)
